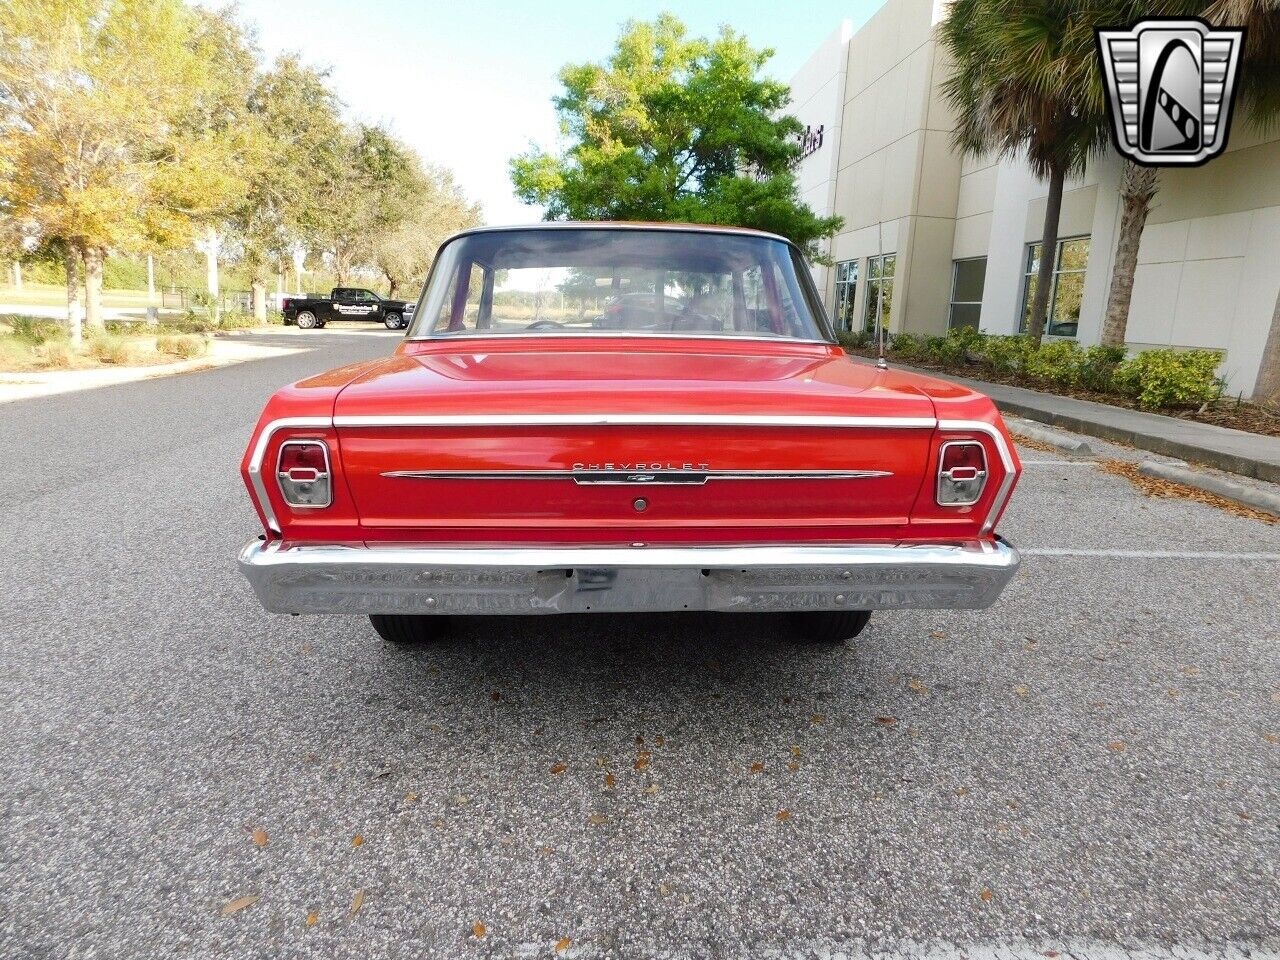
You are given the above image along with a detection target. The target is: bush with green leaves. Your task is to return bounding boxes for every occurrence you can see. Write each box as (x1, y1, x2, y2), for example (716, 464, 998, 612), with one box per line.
(970, 334, 1032, 375)
(1022, 340, 1081, 385)
(1114, 349, 1223, 410)
(888, 332, 924, 360)
(1076, 345, 1126, 393)
(7, 316, 68, 345)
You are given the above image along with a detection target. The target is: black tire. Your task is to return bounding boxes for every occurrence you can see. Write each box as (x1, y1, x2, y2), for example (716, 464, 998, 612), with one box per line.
(296, 310, 319, 330)
(789, 609, 871, 643)
(368, 614, 444, 645)
(384, 312, 404, 330)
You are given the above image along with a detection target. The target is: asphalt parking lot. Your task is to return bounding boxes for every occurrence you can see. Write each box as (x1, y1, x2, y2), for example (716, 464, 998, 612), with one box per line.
(1, 329, 1277, 959)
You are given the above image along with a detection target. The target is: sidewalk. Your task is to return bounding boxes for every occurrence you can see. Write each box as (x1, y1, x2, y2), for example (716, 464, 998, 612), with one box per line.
(862, 358, 1280, 483)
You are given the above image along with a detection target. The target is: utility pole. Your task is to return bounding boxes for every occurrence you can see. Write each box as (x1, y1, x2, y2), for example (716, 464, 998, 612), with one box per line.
(146, 254, 155, 302)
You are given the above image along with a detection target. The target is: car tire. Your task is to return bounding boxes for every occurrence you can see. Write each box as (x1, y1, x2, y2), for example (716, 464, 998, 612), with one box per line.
(368, 614, 445, 645)
(296, 310, 319, 330)
(384, 312, 403, 330)
(789, 609, 871, 643)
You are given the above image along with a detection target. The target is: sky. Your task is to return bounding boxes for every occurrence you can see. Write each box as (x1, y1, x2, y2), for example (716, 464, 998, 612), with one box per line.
(232, 0, 889, 225)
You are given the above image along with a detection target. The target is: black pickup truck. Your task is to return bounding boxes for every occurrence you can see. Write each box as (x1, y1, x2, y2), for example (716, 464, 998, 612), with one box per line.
(281, 287, 413, 330)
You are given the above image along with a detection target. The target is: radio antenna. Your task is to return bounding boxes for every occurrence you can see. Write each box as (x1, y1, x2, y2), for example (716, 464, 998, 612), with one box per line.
(875, 318, 888, 370)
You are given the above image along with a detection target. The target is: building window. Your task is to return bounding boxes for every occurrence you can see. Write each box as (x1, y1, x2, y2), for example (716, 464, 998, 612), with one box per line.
(832, 260, 858, 331)
(949, 257, 986, 331)
(863, 253, 895, 336)
(1021, 237, 1089, 338)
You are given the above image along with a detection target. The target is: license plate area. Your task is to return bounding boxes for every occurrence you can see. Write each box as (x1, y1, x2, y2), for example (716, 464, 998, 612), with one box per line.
(559, 567, 707, 613)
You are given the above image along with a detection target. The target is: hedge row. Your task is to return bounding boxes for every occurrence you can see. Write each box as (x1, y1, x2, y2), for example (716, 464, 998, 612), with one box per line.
(837, 327, 1224, 411)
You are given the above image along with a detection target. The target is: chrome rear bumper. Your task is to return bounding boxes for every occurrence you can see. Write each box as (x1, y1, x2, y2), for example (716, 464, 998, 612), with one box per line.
(238, 538, 1020, 616)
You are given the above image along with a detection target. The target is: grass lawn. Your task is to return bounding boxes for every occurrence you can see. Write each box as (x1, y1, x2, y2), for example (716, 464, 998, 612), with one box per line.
(0, 283, 157, 309)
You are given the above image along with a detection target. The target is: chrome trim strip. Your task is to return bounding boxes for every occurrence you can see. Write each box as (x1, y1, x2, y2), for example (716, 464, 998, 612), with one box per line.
(238, 537, 1021, 615)
(336, 414, 938, 429)
(936, 420, 1018, 535)
(406, 332, 835, 345)
(247, 417, 333, 534)
(441, 221, 792, 245)
(381, 468, 894, 484)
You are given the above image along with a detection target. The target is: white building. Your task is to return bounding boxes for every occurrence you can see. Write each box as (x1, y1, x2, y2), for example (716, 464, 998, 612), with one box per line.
(790, 0, 1280, 398)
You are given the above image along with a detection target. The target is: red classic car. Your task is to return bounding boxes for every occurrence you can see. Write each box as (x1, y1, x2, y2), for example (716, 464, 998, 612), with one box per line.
(238, 224, 1020, 644)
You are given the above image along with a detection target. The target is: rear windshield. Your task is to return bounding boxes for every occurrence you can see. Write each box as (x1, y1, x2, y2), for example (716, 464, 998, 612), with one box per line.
(408, 228, 832, 342)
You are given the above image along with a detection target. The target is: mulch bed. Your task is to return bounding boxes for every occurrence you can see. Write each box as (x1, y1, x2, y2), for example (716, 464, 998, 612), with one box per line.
(845, 348, 1280, 438)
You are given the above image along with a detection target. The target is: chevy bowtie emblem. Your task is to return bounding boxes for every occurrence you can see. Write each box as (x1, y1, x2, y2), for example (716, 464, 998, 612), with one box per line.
(1097, 18, 1244, 167)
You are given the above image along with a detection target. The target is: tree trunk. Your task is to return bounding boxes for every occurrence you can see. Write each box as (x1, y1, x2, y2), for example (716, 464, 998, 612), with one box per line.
(1100, 162, 1159, 349)
(251, 280, 267, 325)
(65, 248, 83, 347)
(204, 226, 221, 327)
(83, 246, 104, 331)
(146, 254, 155, 302)
(1253, 285, 1280, 409)
(1028, 161, 1066, 345)
(11, 261, 22, 290)
(387, 277, 399, 299)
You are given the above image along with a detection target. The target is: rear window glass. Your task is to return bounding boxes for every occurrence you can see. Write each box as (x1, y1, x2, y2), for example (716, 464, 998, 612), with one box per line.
(408, 228, 831, 341)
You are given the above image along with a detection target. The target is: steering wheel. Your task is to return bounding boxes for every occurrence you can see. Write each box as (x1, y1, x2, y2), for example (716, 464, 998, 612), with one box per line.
(526, 319, 565, 330)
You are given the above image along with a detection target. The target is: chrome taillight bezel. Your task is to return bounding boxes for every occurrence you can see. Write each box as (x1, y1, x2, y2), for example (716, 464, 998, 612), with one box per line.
(936, 439, 988, 506)
(276, 439, 332, 509)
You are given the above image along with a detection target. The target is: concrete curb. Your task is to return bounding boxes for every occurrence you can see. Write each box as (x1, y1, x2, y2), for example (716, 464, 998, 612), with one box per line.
(1008, 422, 1094, 457)
(1138, 460, 1280, 517)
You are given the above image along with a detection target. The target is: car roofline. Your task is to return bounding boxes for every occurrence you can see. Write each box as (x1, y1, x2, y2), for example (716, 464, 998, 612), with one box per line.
(441, 221, 794, 246)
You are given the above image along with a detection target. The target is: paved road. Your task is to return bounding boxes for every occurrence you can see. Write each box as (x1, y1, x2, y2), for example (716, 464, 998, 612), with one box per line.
(1, 330, 1277, 959)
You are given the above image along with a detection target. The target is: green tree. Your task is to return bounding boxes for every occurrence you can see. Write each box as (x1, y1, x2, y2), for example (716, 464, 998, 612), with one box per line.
(509, 14, 841, 257)
(941, 0, 1109, 345)
(0, 0, 242, 338)
(371, 165, 482, 299)
(232, 55, 346, 321)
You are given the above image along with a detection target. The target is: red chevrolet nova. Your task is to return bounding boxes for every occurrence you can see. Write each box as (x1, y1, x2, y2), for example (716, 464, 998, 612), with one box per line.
(239, 224, 1020, 644)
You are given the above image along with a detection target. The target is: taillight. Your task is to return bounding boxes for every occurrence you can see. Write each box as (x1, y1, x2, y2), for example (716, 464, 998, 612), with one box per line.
(937, 440, 987, 506)
(277, 440, 331, 508)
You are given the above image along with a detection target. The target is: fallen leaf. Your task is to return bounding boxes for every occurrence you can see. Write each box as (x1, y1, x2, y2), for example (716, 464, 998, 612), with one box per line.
(1109, 741, 1126, 752)
(790, 745, 801, 757)
(473, 921, 487, 938)
(810, 713, 825, 724)
(980, 888, 994, 903)
(749, 762, 764, 774)
(604, 773, 616, 788)
(588, 813, 608, 825)
(930, 630, 948, 639)
(550, 762, 567, 775)
(908, 678, 930, 695)
(352, 834, 364, 847)
(1263, 733, 1277, 744)
(596, 756, 609, 768)
(491, 691, 501, 701)
(776, 809, 791, 821)
(955, 787, 969, 797)
(875, 716, 898, 726)
(404, 792, 418, 802)
(251, 828, 268, 848)
(1014, 685, 1029, 697)
(996, 823, 1010, 832)
(1167, 688, 1180, 698)
(349, 889, 365, 918)
(1237, 810, 1252, 820)
(221, 895, 258, 916)
(788, 761, 800, 771)
(555, 937, 572, 953)
(635, 735, 645, 746)
(644, 784, 659, 795)
(634, 756, 650, 771)
(655, 735, 666, 746)
(306, 911, 318, 926)
(1181, 665, 1199, 675)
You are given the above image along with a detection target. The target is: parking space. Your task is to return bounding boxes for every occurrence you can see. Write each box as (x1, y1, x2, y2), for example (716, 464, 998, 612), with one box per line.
(0, 332, 1276, 959)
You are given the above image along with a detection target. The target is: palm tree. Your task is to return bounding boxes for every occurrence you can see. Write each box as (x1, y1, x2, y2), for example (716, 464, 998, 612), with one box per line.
(941, 0, 1109, 345)
(1100, 1, 1280, 376)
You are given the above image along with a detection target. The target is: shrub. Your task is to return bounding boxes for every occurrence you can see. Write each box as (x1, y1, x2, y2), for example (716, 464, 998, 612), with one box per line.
(835, 329, 871, 351)
(156, 333, 209, 359)
(39, 341, 79, 369)
(8, 316, 68, 345)
(1023, 340, 1082, 386)
(889, 332, 924, 360)
(1114, 349, 1223, 410)
(973, 334, 1033, 375)
(1076, 345, 1126, 393)
(219, 311, 257, 330)
(88, 333, 154, 366)
(923, 331, 969, 366)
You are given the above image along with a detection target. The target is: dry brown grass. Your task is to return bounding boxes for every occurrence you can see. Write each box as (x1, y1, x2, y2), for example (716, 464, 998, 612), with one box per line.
(1009, 432, 1057, 453)
(1098, 458, 1278, 525)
